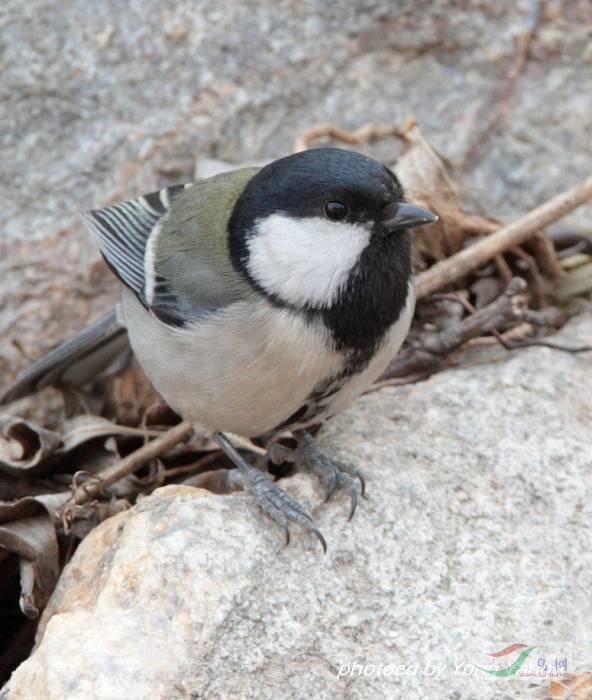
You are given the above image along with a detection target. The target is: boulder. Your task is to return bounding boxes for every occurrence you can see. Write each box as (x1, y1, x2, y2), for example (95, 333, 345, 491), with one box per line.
(4, 313, 591, 699)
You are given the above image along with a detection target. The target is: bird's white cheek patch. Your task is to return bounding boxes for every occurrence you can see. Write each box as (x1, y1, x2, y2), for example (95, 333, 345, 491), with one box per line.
(246, 214, 371, 308)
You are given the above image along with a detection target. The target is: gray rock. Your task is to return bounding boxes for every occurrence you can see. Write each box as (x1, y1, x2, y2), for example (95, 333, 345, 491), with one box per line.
(5, 313, 591, 699)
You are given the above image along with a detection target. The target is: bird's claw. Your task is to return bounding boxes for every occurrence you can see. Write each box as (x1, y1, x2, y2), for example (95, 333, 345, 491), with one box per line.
(229, 465, 326, 552)
(317, 461, 360, 520)
(290, 430, 367, 520)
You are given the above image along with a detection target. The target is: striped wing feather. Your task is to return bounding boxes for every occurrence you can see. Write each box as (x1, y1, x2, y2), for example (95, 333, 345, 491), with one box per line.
(81, 184, 191, 306)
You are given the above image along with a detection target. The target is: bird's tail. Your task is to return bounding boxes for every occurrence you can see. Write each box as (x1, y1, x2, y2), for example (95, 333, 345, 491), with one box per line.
(0, 310, 129, 405)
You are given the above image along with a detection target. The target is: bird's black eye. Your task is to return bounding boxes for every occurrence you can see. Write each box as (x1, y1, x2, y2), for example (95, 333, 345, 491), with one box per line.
(324, 201, 348, 221)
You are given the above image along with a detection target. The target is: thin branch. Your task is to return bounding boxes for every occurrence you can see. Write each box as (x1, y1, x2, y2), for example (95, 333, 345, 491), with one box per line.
(415, 175, 592, 298)
(509, 245, 546, 306)
(61, 420, 194, 508)
(491, 331, 592, 355)
(292, 121, 410, 153)
(381, 278, 528, 379)
(460, 0, 543, 170)
(380, 274, 588, 383)
(426, 292, 476, 315)
(494, 253, 514, 284)
(370, 372, 433, 391)
(163, 451, 221, 480)
(529, 231, 564, 279)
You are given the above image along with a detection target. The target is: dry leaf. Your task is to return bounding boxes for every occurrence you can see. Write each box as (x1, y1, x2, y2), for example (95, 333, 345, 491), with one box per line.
(0, 493, 69, 618)
(103, 365, 162, 426)
(0, 473, 63, 502)
(143, 401, 182, 429)
(0, 414, 162, 477)
(0, 416, 62, 475)
(395, 121, 477, 270)
(59, 414, 161, 452)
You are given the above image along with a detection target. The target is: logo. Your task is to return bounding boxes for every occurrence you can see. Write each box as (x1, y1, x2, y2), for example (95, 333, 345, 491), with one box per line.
(477, 644, 536, 677)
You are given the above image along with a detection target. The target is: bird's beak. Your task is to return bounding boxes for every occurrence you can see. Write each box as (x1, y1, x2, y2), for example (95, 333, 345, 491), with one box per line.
(384, 202, 438, 232)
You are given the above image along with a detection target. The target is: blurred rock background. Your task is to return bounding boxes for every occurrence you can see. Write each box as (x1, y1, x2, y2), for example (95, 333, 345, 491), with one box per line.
(1, 0, 592, 388)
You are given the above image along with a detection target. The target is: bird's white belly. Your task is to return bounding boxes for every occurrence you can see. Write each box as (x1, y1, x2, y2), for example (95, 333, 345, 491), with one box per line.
(120, 289, 344, 436)
(121, 280, 415, 438)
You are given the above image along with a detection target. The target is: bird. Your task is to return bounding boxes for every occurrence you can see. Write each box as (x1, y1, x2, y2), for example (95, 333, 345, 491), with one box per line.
(1, 147, 436, 549)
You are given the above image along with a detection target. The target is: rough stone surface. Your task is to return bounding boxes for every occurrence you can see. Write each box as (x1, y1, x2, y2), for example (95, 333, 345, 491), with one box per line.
(2, 0, 592, 391)
(4, 313, 591, 699)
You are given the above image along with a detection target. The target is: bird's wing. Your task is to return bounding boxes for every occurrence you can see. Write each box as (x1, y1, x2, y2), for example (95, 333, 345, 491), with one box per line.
(82, 170, 257, 327)
(81, 184, 191, 317)
(0, 310, 128, 404)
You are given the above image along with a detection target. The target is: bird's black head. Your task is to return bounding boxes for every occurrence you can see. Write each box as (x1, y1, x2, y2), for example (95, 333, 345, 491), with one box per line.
(229, 147, 434, 241)
(228, 147, 436, 355)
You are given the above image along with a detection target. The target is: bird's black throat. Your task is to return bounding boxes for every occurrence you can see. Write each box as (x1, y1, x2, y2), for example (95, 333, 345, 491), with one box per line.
(320, 229, 413, 364)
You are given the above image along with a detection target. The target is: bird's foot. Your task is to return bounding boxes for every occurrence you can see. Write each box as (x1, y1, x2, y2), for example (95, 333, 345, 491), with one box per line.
(214, 432, 326, 552)
(269, 430, 366, 521)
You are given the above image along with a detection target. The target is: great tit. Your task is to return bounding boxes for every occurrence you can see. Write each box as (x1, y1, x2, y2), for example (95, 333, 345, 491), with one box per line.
(1, 148, 436, 549)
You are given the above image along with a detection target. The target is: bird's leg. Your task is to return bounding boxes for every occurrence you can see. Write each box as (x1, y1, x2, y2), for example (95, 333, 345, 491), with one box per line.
(269, 430, 366, 521)
(214, 432, 326, 552)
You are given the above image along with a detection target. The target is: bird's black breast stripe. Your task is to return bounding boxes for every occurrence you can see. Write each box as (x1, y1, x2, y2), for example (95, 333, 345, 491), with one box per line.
(320, 230, 412, 359)
(274, 363, 358, 432)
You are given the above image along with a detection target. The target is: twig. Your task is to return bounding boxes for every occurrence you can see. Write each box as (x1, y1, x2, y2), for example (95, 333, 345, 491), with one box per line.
(163, 451, 221, 480)
(62, 420, 194, 507)
(529, 231, 564, 279)
(370, 372, 433, 391)
(292, 121, 410, 153)
(460, 0, 542, 170)
(494, 253, 514, 284)
(549, 230, 592, 256)
(380, 276, 588, 383)
(491, 332, 592, 355)
(427, 292, 475, 315)
(509, 245, 546, 306)
(461, 323, 534, 349)
(415, 175, 592, 298)
(382, 278, 528, 379)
